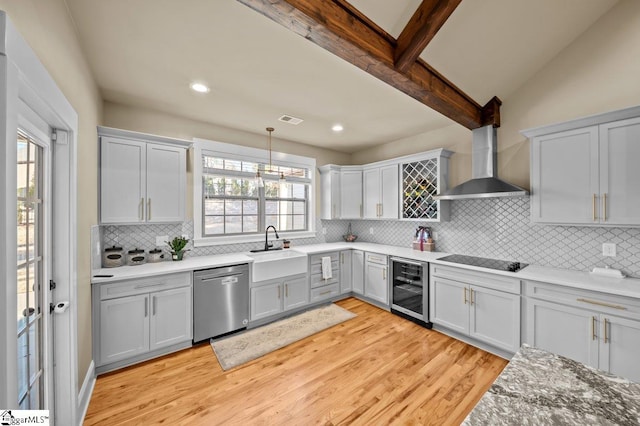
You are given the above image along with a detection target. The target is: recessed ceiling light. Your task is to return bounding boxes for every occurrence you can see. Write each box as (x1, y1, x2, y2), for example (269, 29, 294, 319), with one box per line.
(190, 82, 210, 93)
(332, 124, 344, 132)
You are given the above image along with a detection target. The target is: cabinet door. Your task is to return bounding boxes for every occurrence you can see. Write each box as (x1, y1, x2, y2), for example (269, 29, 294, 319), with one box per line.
(363, 168, 380, 218)
(469, 285, 520, 353)
(283, 277, 309, 311)
(100, 137, 146, 224)
(149, 287, 192, 351)
(524, 298, 598, 368)
(429, 277, 469, 335)
(599, 117, 640, 225)
(250, 282, 282, 321)
(379, 165, 398, 219)
(340, 171, 362, 218)
(530, 127, 599, 223)
(330, 170, 341, 219)
(364, 262, 388, 304)
(599, 314, 640, 382)
(352, 250, 364, 295)
(340, 251, 352, 294)
(99, 294, 149, 365)
(146, 144, 186, 223)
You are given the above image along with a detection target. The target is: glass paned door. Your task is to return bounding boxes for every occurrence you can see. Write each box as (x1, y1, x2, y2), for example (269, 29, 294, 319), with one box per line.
(17, 131, 45, 409)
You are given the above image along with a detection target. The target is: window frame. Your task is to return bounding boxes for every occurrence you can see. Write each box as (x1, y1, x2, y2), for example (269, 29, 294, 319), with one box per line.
(193, 138, 316, 247)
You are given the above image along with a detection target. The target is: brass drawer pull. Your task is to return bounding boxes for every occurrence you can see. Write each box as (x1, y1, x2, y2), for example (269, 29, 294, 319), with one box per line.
(591, 316, 597, 341)
(319, 290, 332, 295)
(464, 288, 468, 305)
(577, 298, 626, 310)
(592, 194, 597, 221)
(603, 317, 609, 343)
(470, 289, 475, 305)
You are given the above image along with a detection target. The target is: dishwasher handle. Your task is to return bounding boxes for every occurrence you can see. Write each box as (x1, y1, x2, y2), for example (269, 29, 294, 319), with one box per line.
(196, 271, 246, 282)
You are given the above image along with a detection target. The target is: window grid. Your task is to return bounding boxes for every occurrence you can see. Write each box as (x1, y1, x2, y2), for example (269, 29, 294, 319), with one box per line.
(202, 155, 311, 237)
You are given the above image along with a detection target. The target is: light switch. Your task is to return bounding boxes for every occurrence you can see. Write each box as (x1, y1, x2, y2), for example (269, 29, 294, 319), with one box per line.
(602, 243, 617, 257)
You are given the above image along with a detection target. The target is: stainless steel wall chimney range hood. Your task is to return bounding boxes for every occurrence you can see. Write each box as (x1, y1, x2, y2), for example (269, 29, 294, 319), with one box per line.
(435, 125, 528, 200)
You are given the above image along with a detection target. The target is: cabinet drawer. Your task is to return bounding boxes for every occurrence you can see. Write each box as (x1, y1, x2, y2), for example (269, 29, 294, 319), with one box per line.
(100, 272, 191, 300)
(310, 252, 339, 265)
(430, 264, 520, 295)
(310, 283, 340, 302)
(365, 253, 387, 265)
(310, 271, 339, 288)
(310, 261, 339, 275)
(524, 280, 640, 318)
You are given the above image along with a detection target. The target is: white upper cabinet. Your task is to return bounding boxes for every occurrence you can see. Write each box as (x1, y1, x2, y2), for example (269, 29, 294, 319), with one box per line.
(318, 165, 341, 220)
(363, 164, 398, 219)
(525, 106, 640, 226)
(599, 117, 640, 224)
(99, 127, 189, 224)
(530, 127, 599, 224)
(340, 169, 363, 219)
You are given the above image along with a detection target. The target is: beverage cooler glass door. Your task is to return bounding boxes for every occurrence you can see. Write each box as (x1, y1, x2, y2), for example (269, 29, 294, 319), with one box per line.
(391, 259, 424, 319)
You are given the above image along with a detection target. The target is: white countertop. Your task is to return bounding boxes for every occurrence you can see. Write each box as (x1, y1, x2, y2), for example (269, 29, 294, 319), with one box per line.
(92, 253, 254, 284)
(91, 242, 640, 299)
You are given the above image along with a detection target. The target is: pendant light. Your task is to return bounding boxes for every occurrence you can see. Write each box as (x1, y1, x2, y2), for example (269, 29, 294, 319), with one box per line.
(255, 127, 276, 188)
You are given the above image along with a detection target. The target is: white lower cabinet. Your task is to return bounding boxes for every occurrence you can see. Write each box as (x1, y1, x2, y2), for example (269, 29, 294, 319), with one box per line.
(340, 250, 352, 294)
(364, 253, 388, 305)
(93, 272, 193, 373)
(149, 286, 193, 351)
(352, 250, 364, 295)
(430, 264, 521, 353)
(524, 280, 640, 382)
(100, 294, 149, 365)
(250, 274, 309, 321)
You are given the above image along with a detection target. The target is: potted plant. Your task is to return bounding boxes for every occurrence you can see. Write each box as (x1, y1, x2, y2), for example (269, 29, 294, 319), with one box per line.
(166, 236, 189, 261)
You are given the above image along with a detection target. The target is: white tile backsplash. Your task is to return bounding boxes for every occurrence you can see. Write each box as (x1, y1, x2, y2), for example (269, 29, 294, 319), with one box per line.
(100, 198, 640, 277)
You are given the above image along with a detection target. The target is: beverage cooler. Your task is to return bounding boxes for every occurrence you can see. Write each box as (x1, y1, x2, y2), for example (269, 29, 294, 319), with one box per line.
(390, 257, 431, 328)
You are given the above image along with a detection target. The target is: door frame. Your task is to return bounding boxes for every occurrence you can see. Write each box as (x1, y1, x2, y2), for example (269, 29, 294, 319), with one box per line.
(1, 12, 79, 425)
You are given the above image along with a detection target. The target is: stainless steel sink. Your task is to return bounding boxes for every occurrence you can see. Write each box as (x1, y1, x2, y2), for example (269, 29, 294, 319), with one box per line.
(247, 249, 308, 282)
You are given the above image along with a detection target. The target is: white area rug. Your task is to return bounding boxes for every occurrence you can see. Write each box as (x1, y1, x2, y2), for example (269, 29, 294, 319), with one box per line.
(211, 304, 356, 370)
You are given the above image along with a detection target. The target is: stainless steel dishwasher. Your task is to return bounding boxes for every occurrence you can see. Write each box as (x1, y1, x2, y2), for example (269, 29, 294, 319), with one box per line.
(193, 263, 249, 342)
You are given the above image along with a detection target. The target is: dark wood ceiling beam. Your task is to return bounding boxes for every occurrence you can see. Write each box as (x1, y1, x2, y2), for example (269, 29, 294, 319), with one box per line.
(395, 0, 462, 73)
(237, 0, 499, 129)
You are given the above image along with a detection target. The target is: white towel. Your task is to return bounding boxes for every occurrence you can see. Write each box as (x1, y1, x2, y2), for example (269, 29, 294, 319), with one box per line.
(321, 256, 332, 280)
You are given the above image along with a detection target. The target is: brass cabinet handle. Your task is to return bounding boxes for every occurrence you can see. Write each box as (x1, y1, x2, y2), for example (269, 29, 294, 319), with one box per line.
(147, 198, 151, 221)
(319, 290, 332, 295)
(285, 284, 288, 298)
(278, 286, 281, 299)
(591, 316, 597, 341)
(139, 198, 144, 221)
(382, 268, 387, 280)
(577, 298, 626, 310)
(153, 296, 157, 316)
(470, 288, 475, 305)
(341, 253, 344, 264)
(603, 193, 607, 222)
(144, 297, 148, 317)
(379, 203, 383, 217)
(603, 317, 609, 343)
(592, 194, 597, 221)
(464, 287, 468, 305)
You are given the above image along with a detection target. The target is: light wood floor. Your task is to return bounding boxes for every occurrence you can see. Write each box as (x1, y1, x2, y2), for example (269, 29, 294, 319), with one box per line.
(84, 298, 508, 425)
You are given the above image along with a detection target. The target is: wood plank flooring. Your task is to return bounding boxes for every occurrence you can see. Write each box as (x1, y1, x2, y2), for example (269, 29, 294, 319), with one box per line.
(84, 298, 507, 425)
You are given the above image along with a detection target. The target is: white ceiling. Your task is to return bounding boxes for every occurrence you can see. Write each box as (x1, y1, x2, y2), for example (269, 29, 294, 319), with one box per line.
(65, 0, 617, 153)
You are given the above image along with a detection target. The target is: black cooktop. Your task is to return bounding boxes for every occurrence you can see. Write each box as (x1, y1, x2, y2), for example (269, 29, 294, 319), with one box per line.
(438, 254, 528, 272)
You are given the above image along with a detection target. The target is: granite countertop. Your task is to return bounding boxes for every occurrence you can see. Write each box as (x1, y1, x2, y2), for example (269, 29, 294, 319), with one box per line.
(463, 344, 640, 425)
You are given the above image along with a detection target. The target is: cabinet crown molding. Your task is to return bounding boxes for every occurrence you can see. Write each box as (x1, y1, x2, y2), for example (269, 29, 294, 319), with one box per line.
(98, 126, 193, 148)
(521, 104, 640, 138)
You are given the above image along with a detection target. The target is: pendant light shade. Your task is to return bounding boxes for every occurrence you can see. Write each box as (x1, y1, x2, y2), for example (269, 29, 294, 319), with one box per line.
(256, 127, 275, 187)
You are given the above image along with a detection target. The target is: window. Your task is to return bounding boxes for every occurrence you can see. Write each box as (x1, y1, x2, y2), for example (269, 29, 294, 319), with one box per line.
(195, 140, 315, 245)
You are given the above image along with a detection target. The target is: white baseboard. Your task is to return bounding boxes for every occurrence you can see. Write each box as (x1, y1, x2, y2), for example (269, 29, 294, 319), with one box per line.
(77, 360, 96, 425)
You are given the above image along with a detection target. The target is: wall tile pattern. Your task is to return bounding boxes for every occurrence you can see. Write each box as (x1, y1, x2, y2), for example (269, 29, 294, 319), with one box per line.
(101, 198, 640, 277)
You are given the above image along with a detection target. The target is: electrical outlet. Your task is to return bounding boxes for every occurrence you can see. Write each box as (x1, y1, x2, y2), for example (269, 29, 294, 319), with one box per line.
(602, 243, 617, 257)
(156, 235, 168, 247)
(322, 227, 327, 235)
(369, 227, 374, 235)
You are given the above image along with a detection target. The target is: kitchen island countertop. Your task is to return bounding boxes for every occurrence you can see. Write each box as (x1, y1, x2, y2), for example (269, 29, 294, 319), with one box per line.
(463, 344, 640, 425)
